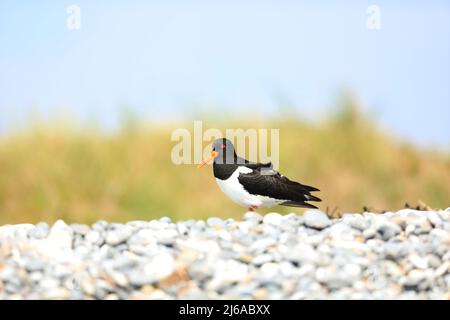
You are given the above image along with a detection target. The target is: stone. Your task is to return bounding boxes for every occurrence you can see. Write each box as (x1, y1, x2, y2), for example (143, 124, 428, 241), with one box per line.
(363, 228, 376, 239)
(263, 212, 283, 226)
(243, 211, 263, 223)
(159, 216, 171, 224)
(92, 220, 108, 231)
(70, 224, 90, 236)
(207, 260, 249, 291)
(384, 241, 408, 260)
(108, 270, 129, 287)
(344, 263, 362, 278)
(24, 256, 45, 272)
(283, 243, 318, 264)
(105, 227, 133, 246)
(44, 220, 73, 252)
(142, 252, 176, 281)
(304, 210, 331, 230)
(409, 254, 429, 269)
(176, 222, 189, 236)
(249, 238, 277, 254)
(435, 262, 450, 277)
(85, 230, 103, 245)
(28, 223, 49, 239)
(315, 266, 352, 289)
(206, 217, 224, 227)
(251, 254, 273, 266)
(343, 215, 370, 231)
(427, 211, 442, 227)
(43, 288, 70, 299)
(259, 262, 280, 279)
(377, 223, 401, 241)
(404, 269, 426, 288)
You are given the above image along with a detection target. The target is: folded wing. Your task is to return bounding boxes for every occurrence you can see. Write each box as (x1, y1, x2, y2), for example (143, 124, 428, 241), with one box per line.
(237, 165, 321, 209)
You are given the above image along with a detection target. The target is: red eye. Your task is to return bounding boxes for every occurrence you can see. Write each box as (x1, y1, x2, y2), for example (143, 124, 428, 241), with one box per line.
(221, 144, 225, 149)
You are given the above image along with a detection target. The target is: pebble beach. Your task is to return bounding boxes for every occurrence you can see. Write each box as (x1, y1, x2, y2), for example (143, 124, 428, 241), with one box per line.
(0, 208, 449, 299)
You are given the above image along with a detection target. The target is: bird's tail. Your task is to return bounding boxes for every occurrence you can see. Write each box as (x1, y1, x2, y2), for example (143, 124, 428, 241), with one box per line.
(281, 200, 320, 209)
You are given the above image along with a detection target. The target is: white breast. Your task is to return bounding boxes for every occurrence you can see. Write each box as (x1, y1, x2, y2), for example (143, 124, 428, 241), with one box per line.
(215, 166, 285, 208)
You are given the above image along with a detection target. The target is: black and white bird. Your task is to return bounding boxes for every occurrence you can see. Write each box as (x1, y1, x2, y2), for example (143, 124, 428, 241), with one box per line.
(198, 138, 321, 211)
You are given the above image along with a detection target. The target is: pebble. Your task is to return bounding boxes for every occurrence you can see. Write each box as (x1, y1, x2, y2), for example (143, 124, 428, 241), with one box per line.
(363, 228, 377, 239)
(206, 217, 224, 228)
(85, 232, 103, 248)
(404, 269, 426, 288)
(347, 217, 370, 231)
(71, 224, 91, 236)
(315, 266, 352, 289)
(427, 211, 442, 227)
(24, 256, 45, 272)
(105, 227, 133, 246)
(249, 238, 277, 254)
(159, 217, 171, 224)
(304, 210, 331, 230)
(409, 254, 429, 269)
(28, 222, 49, 239)
(284, 243, 318, 264)
(143, 252, 176, 280)
(263, 212, 283, 226)
(43, 220, 73, 253)
(43, 287, 70, 300)
(377, 223, 401, 241)
(243, 211, 263, 223)
(384, 241, 407, 260)
(108, 270, 129, 287)
(252, 254, 273, 266)
(0, 209, 449, 299)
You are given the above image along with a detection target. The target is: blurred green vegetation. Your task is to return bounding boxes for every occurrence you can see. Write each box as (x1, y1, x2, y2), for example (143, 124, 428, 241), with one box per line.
(0, 101, 449, 224)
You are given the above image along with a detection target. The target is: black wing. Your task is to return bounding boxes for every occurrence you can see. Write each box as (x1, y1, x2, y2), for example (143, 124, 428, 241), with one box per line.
(237, 166, 321, 209)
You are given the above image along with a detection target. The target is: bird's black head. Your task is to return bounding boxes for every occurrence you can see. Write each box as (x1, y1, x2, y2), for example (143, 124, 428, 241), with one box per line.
(211, 138, 236, 164)
(197, 138, 237, 168)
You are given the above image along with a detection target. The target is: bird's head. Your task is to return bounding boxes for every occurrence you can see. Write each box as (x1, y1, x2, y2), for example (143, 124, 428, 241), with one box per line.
(198, 138, 236, 168)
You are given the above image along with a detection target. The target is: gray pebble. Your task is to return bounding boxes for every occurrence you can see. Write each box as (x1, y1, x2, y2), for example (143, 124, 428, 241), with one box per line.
(304, 210, 331, 230)
(127, 270, 156, 287)
(28, 222, 49, 239)
(243, 211, 263, 223)
(92, 220, 108, 231)
(159, 216, 172, 224)
(342, 214, 370, 231)
(363, 228, 377, 239)
(251, 254, 273, 266)
(85, 230, 103, 245)
(207, 217, 224, 227)
(263, 212, 283, 226)
(377, 223, 401, 241)
(106, 227, 133, 246)
(427, 211, 442, 227)
(24, 256, 45, 272)
(70, 224, 90, 236)
(403, 269, 426, 288)
(384, 241, 408, 260)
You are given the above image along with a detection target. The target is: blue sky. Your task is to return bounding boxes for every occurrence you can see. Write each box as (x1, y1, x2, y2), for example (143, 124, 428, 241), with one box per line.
(0, 0, 449, 148)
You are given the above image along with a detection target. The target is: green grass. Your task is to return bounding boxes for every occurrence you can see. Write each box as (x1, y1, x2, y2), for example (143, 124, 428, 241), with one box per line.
(0, 102, 448, 224)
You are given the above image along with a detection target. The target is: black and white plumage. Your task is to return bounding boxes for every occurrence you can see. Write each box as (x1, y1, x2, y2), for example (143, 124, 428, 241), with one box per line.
(199, 138, 321, 211)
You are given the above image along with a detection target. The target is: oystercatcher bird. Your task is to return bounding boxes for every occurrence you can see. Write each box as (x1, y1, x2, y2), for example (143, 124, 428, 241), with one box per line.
(198, 138, 321, 211)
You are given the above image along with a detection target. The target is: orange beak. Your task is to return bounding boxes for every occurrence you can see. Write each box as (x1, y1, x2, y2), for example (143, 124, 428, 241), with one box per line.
(197, 151, 219, 168)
